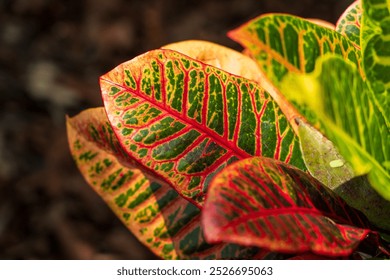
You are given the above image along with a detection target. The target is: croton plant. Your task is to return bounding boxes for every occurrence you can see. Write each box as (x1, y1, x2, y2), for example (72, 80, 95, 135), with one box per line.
(66, 0, 390, 259)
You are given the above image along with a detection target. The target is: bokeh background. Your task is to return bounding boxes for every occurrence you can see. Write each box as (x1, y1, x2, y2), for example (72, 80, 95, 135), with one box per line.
(0, 0, 354, 259)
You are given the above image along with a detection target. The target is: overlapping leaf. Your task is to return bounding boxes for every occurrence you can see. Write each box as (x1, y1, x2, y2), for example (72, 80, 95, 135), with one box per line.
(296, 119, 355, 190)
(361, 0, 390, 118)
(162, 40, 263, 83)
(336, 1, 362, 48)
(66, 107, 260, 259)
(162, 41, 307, 133)
(100, 49, 305, 207)
(228, 14, 361, 88)
(202, 156, 371, 256)
(228, 13, 363, 131)
(280, 55, 390, 229)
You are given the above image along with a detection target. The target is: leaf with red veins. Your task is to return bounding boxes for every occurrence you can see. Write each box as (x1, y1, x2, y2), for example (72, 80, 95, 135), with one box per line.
(100, 49, 305, 207)
(67, 107, 262, 259)
(203, 157, 372, 256)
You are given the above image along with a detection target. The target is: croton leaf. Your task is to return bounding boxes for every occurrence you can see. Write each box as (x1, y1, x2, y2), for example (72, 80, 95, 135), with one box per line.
(335, 175, 390, 237)
(228, 14, 361, 88)
(280, 55, 390, 230)
(202, 156, 371, 256)
(336, 1, 362, 48)
(66, 107, 260, 259)
(228, 13, 363, 129)
(162, 41, 302, 133)
(100, 49, 305, 207)
(361, 0, 389, 118)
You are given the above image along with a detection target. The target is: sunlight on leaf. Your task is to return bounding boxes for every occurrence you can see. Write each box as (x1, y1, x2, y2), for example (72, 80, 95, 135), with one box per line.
(162, 40, 263, 83)
(66, 108, 261, 259)
(280, 55, 390, 229)
(100, 49, 305, 208)
(229, 14, 361, 88)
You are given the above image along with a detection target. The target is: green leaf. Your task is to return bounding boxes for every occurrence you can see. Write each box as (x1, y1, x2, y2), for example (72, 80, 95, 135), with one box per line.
(229, 14, 361, 88)
(202, 157, 371, 256)
(281, 55, 390, 228)
(66, 107, 260, 259)
(296, 119, 355, 190)
(100, 49, 305, 207)
(361, 0, 390, 118)
(336, 1, 362, 48)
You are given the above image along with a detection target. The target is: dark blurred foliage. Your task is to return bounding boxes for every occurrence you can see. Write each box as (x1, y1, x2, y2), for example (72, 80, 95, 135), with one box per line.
(0, 0, 354, 259)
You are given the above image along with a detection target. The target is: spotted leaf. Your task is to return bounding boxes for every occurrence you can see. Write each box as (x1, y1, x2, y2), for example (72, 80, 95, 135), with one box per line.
(336, 1, 362, 48)
(66, 107, 261, 259)
(100, 49, 305, 207)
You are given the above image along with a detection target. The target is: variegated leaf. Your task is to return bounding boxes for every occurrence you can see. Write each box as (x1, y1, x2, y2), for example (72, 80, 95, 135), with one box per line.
(336, 1, 362, 48)
(66, 107, 260, 259)
(203, 157, 371, 256)
(280, 55, 390, 230)
(100, 49, 306, 207)
(162, 41, 305, 132)
(228, 14, 361, 88)
(361, 0, 390, 119)
(228, 13, 363, 129)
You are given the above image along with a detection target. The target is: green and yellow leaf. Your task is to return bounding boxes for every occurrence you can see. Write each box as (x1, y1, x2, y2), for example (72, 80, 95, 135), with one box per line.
(66, 107, 260, 259)
(228, 14, 361, 88)
(228, 13, 363, 130)
(100, 49, 306, 207)
(361, 0, 390, 118)
(336, 1, 362, 48)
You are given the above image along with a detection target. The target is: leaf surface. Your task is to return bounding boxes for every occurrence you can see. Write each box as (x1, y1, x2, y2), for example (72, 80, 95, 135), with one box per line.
(336, 1, 362, 48)
(228, 14, 361, 88)
(361, 0, 390, 118)
(66, 107, 260, 259)
(162, 41, 303, 133)
(100, 49, 305, 207)
(202, 157, 371, 256)
(281, 55, 390, 229)
(162, 40, 263, 83)
(296, 119, 355, 190)
(228, 14, 363, 129)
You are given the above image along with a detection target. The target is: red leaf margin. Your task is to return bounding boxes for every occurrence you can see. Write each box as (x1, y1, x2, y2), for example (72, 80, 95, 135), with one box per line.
(202, 157, 373, 256)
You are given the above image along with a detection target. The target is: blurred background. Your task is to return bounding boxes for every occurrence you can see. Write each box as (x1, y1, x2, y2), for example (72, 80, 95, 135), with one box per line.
(0, 0, 354, 259)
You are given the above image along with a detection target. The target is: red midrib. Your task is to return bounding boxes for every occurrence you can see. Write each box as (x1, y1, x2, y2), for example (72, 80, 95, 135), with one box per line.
(219, 207, 353, 231)
(101, 71, 252, 161)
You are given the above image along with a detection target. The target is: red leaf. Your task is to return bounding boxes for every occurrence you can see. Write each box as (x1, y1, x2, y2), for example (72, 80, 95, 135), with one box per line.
(203, 157, 371, 256)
